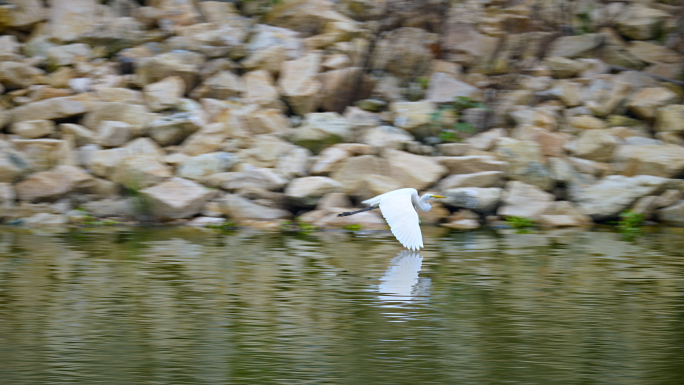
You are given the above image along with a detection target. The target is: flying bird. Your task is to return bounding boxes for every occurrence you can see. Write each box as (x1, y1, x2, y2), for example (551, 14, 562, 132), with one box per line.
(338, 188, 446, 250)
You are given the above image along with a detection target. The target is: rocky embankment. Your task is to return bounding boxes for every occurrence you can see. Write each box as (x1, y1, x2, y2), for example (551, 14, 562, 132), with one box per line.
(1, 0, 684, 230)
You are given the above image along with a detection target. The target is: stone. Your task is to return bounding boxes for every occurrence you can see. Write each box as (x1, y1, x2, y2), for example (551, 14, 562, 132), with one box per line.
(627, 41, 683, 64)
(207, 167, 287, 192)
(81, 198, 131, 218)
(284, 176, 344, 207)
(143, 76, 185, 112)
(124, 137, 164, 158)
(615, 5, 670, 40)
(573, 129, 619, 162)
(568, 115, 606, 131)
(237, 135, 296, 168)
(0, 62, 44, 89)
(147, 113, 202, 146)
(134, 51, 205, 93)
(263, 0, 354, 34)
(538, 201, 593, 227)
(242, 44, 287, 75)
(498, 181, 555, 221)
(614, 145, 684, 178)
(657, 201, 684, 226)
(243, 70, 281, 109)
(655, 105, 684, 134)
(59, 124, 95, 146)
(3, 0, 45, 28)
(83, 102, 155, 137)
(190, 71, 245, 100)
(243, 109, 290, 135)
(278, 52, 322, 115)
(495, 139, 553, 190)
(11, 139, 75, 174)
(510, 109, 557, 131)
(15, 165, 95, 202)
(390, 101, 437, 132)
(177, 152, 234, 182)
(11, 120, 56, 139)
(573, 175, 669, 220)
(23, 213, 68, 227)
(141, 177, 215, 220)
(48, 0, 97, 42)
(330, 155, 387, 193)
(383, 149, 448, 191)
(275, 146, 311, 180)
(438, 171, 505, 190)
(466, 128, 507, 151)
(544, 57, 586, 78)
(179, 122, 229, 156)
(583, 78, 631, 117)
(443, 187, 502, 214)
(654, 190, 683, 209)
(627, 87, 678, 120)
(426, 72, 480, 103)
(111, 155, 172, 189)
(548, 34, 603, 58)
(219, 194, 290, 221)
(95, 121, 131, 148)
(548, 80, 582, 107)
(352, 174, 403, 202)
(361, 126, 413, 150)
(310, 146, 352, 175)
(46, 43, 92, 67)
(437, 143, 473, 156)
(290, 112, 352, 153)
(372, 27, 434, 79)
(437, 155, 508, 174)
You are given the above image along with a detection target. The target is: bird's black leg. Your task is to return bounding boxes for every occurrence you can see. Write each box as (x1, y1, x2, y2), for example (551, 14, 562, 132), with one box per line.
(337, 206, 379, 217)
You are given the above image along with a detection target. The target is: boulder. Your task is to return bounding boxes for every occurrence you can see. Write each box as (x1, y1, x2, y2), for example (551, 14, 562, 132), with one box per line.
(495, 139, 553, 190)
(615, 5, 670, 40)
(443, 187, 502, 214)
(437, 155, 508, 174)
(383, 149, 447, 191)
(15, 165, 95, 202)
(143, 76, 185, 112)
(23, 213, 68, 227)
(111, 155, 172, 189)
(657, 201, 684, 226)
(219, 194, 290, 221)
(361, 126, 413, 150)
(438, 171, 505, 190)
(206, 168, 287, 191)
(310, 146, 352, 175)
(275, 146, 310, 179)
(190, 71, 245, 100)
(285, 176, 344, 207)
(278, 51, 322, 115)
(141, 177, 215, 220)
(83, 102, 155, 137)
(46, 43, 92, 67)
(371, 27, 434, 79)
(95, 121, 131, 148)
(498, 181, 555, 221)
(390, 101, 436, 132)
(548, 34, 603, 58)
(655, 105, 684, 134)
(243, 108, 290, 135)
(290, 112, 352, 153)
(573, 129, 619, 162)
(10, 95, 90, 123)
(134, 51, 205, 93)
(147, 113, 202, 146)
(237, 135, 296, 168)
(330, 155, 388, 193)
(0, 62, 44, 89)
(352, 174, 403, 201)
(426, 72, 480, 103)
(177, 152, 235, 181)
(466, 128, 507, 151)
(573, 175, 669, 220)
(48, 0, 97, 42)
(627, 87, 678, 120)
(60, 123, 95, 146)
(243, 70, 281, 109)
(11, 120, 56, 139)
(3, 0, 45, 28)
(614, 145, 684, 178)
(180, 122, 229, 156)
(263, 0, 354, 35)
(538, 201, 593, 227)
(11, 138, 75, 173)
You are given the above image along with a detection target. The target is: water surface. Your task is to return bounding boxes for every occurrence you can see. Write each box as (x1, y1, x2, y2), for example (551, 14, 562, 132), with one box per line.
(1, 226, 683, 384)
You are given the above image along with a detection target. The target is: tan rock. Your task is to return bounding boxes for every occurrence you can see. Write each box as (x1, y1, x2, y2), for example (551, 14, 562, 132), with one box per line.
(544, 57, 586, 78)
(444, 187, 502, 214)
(657, 201, 684, 226)
(143, 76, 185, 112)
(568, 115, 606, 130)
(134, 51, 205, 93)
(351, 174, 403, 202)
(11, 138, 75, 173)
(263, 0, 354, 35)
(242, 45, 287, 75)
(390, 101, 436, 132)
(437, 155, 508, 174)
(285, 176, 343, 207)
(95, 121, 131, 148)
(237, 135, 296, 168)
(437, 143, 473, 156)
(319, 67, 367, 113)
(124, 137, 165, 158)
(574, 175, 668, 220)
(655, 105, 684, 134)
(3, 0, 45, 28)
(244, 109, 290, 135)
(573, 129, 619, 162)
(147, 114, 202, 146)
(276, 146, 310, 179)
(0, 62, 44, 89)
(548, 33, 603, 58)
(243, 70, 281, 109)
(616, 5, 670, 40)
(614, 145, 684, 178)
(278, 51, 322, 115)
(290, 112, 352, 153)
(142, 177, 215, 220)
(583, 79, 631, 117)
(549, 80, 582, 107)
(627, 41, 683, 64)
(627, 87, 678, 120)
(510, 109, 557, 131)
(330, 155, 388, 193)
(466, 128, 507, 151)
(190, 71, 244, 100)
(654, 190, 683, 209)
(498, 181, 555, 221)
(83, 102, 155, 137)
(219, 194, 290, 221)
(11, 120, 56, 139)
(180, 122, 229, 156)
(383, 149, 447, 191)
(362, 126, 413, 150)
(112, 155, 172, 189)
(310, 146, 352, 175)
(207, 168, 287, 192)
(48, 0, 96, 41)
(438, 171, 505, 190)
(177, 152, 234, 181)
(15, 165, 95, 202)
(46, 43, 92, 67)
(538, 201, 593, 227)
(95, 87, 146, 104)
(426, 72, 480, 103)
(495, 139, 553, 190)
(371, 27, 434, 79)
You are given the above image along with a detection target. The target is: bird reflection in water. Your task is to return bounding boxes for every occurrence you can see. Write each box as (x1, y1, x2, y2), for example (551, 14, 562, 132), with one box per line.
(377, 250, 431, 304)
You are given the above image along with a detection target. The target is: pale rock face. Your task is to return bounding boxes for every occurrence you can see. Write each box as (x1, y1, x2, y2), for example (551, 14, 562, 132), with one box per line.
(310, 146, 352, 175)
(47, 43, 92, 67)
(615, 5, 670, 40)
(134, 51, 206, 93)
(95, 121, 131, 148)
(176, 152, 235, 182)
(437, 155, 508, 174)
(263, 0, 354, 36)
(276, 146, 311, 179)
(143, 76, 185, 112)
(498, 181, 555, 221)
(657, 201, 684, 226)
(655, 105, 684, 134)
(613, 145, 684, 178)
(383, 149, 448, 191)
(48, 0, 97, 42)
(83, 102, 155, 137)
(0, 62, 44, 89)
(237, 135, 296, 168)
(573, 175, 669, 220)
(59, 123, 95, 146)
(219, 194, 291, 221)
(141, 177, 216, 220)
(284, 176, 344, 208)
(573, 129, 619, 162)
(389, 101, 436, 132)
(180, 122, 229, 156)
(206, 168, 287, 192)
(278, 51, 322, 115)
(243, 70, 281, 109)
(425, 72, 481, 103)
(243, 109, 290, 135)
(11, 120, 56, 139)
(548, 34, 603, 58)
(538, 201, 593, 227)
(438, 171, 505, 190)
(11, 138, 76, 173)
(568, 115, 606, 131)
(495, 139, 553, 190)
(112, 155, 173, 189)
(15, 165, 95, 202)
(4, 0, 45, 28)
(330, 155, 388, 193)
(466, 128, 507, 151)
(443, 187, 502, 214)
(190, 71, 245, 100)
(290, 112, 352, 153)
(627, 87, 678, 120)
(10, 96, 90, 123)
(361, 126, 413, 150)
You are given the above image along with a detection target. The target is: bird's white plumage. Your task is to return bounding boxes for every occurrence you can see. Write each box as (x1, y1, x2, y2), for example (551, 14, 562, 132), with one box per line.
(363, 188, 423, 250)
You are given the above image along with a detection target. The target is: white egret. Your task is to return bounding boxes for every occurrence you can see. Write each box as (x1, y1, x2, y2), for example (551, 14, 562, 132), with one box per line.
(338, 188, 446, 250)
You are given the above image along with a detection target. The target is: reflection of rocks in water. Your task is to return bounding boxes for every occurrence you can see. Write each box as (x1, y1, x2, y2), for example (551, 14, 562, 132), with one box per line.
(378, 250, 431, 303)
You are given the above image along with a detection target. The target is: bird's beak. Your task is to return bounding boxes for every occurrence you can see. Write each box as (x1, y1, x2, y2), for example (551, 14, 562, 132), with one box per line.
(432, 195, 446, 199)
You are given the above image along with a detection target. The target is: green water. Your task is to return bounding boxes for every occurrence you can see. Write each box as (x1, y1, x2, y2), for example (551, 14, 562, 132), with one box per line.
(1, 226, 683, 385)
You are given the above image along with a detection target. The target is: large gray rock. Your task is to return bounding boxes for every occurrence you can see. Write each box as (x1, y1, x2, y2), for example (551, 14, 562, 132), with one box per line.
(613, 145, 684, 178)
(111, 155, 173, 189)
(219, 194, 291, 221)
(573, 129, 619, 162)
(426, 72, 480, 103)
(437, 155, 508, 174)
(176, 152, 234, 181)
(290, 112, 352, 153)
(361, 126, 413, 150)
(383, 149, 447, 191)
(206, 167, 288, 191)
(141, 177, 215, 220)
(573, 175, 669, 220)
(278, 51, 322, 115)
(443, 187, 502, 214)
(495, 139, 553, 190)
(538, 201, 593, 227)
(330, 155, 387, 193)
(143, 76, 185, 112)
(655, 105, 684, 134)
(10, 120, 56, 139)
(284, 176, 344, 208)
(657, 201, 684, 226)
(438, 171, 505, 190)
(83, 102, 155, 137)
(498, 181, 555, 221)
(10, 95, 90, 123)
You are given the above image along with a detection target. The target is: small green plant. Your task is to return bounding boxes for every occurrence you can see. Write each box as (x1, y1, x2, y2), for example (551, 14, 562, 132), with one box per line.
(79, 211, 121, 227)
(280, 219, 317, 234)
(205, 221, 237, 231)
(416, 76, 429, 89)
(343, 224, 363, 232)
(504, 216, 536, 229)
(616, 210, 644, 235)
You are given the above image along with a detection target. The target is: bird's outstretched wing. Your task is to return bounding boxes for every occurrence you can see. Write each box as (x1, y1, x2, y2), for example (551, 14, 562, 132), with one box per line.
(378, 190, 423, 250)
